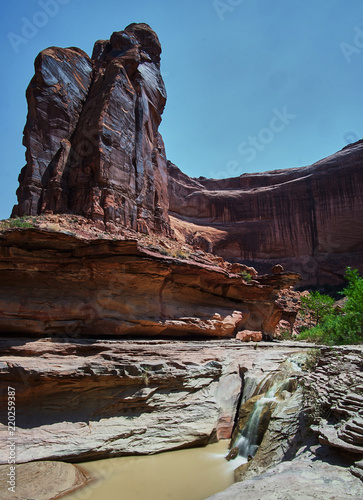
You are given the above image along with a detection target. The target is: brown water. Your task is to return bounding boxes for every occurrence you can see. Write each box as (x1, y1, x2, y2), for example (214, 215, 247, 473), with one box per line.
(64, 441, 246, 500)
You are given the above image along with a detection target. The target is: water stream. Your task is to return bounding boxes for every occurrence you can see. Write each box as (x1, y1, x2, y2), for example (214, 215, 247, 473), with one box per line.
(235, 377, 292, 458)
(64, 355, 304, 500)
(233, 354, 304, 459)
(64, 441, 246, 500)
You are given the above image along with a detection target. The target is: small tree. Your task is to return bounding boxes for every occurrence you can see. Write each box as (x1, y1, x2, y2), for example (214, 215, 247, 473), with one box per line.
(299, 268, 363, 345)
(300, 291, 335, 327)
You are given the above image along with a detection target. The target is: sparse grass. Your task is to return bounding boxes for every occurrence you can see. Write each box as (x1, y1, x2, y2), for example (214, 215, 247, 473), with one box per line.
(171, 249, 190, 260)
(146, 245, 169, 255)
(0, 217, 35, 229)
(279, 329, 293, 340)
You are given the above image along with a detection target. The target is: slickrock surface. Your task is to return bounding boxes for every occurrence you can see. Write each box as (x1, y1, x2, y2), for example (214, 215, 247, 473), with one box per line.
(13, 24, 170, 235)
(0, 461, 89, 500)
(208, 347, 363, 500)
(0, 227, 300, 338)
(206, 449, 363, 500)
(168, 142, 363, 288)
(0, 338, 310, 464)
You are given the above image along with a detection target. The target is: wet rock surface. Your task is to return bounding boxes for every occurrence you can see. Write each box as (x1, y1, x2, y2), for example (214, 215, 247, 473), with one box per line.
(206, 448, 363, 500)
(216, 347, 363, 499)
(0, 339, 310, 464)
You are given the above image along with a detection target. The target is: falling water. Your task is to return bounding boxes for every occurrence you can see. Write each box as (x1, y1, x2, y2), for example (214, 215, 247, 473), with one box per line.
(234, 375, 296, 459)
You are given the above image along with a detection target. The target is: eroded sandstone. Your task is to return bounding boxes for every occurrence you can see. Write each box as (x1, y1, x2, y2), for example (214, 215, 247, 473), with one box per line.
(0, 338, 310, 464)
(168, 144, 363, 289)
(0, 227, 300, 338)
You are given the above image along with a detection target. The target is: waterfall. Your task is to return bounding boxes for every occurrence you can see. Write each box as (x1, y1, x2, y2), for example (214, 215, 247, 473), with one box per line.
(233, 371, 299, 459)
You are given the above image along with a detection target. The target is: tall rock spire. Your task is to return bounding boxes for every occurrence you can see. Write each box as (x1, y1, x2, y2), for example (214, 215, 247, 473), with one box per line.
(13, 23, 171, 235)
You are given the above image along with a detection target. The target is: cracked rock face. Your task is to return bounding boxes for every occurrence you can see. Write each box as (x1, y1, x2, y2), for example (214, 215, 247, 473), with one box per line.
(13, 24, 170, 236)
(0, 338, 307, 464)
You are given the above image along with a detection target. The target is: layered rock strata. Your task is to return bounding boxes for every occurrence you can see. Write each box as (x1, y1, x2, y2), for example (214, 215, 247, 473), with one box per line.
(168, 141, 363, 288)
(208, 346, 363, 499)
(303, 347, 363, 455)
(0, 228, 299, 338)
(11, 24, 363, 288)
(13, 24, 170, 235)
(0, 337, 309, 464)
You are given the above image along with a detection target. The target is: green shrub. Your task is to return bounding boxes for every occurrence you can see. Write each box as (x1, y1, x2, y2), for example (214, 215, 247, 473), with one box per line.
(240, 270, 252, 283)
(299, 268, 363, 345)
(300, 291, 335, 326)
(1, 217, 34, 229)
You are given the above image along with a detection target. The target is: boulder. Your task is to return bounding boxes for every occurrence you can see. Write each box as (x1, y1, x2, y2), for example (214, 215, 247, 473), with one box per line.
(0, 461, 89, 500)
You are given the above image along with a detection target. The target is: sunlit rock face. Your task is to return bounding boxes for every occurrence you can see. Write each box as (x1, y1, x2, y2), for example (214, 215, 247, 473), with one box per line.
(13, 24, 171, 236)
(11, 22, 363, 287)
(0, 228, 299, 338)
(0, 338, 306, 464)
(168, 141, 363, 289)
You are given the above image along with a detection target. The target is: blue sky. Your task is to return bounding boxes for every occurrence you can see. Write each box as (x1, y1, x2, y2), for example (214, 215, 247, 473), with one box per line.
(1, 0, 363, 219)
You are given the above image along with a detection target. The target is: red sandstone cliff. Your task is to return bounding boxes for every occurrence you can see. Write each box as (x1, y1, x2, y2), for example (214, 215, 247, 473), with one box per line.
(13, 24, 170, 235)
(11, 24, 363, 288)
(168, 141, 363, 288)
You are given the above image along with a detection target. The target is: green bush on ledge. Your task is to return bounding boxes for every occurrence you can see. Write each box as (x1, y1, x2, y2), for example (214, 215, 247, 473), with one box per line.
(299, 267, 363, 345)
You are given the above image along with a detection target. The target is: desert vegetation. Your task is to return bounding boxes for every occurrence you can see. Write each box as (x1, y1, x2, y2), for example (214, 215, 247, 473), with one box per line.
(299, 267, 363, 345)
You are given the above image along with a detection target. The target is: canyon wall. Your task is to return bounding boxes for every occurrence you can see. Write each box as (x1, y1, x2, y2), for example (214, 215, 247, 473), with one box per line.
(0, 337, 307, 464)
(168, 141, 363, 288)
(0, 228, 299, 338)
(11, 23, 363, 288)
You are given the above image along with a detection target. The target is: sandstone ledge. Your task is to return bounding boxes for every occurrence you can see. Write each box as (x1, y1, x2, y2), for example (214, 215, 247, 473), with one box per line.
(0, 338, 309, 464)
(0, 227, 300, 338)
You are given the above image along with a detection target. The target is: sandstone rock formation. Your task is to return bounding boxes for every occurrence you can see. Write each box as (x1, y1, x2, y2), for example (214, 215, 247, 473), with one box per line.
(303, 347, 363, 455)
(11, 24, 363, 289)
(207, 346, 363, 500)
(0, 227, 299, 338)
(0, 461, 89, 500)
(168, 142, 363, 288)
(206, 453, 363, 500)
(0, 337, 309, 464)
(13, 24, 170, 235)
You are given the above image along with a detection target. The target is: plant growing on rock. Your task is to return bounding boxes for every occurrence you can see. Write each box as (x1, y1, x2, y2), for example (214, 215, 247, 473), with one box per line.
(0, 217, 34, 229)
(300, 291, 335, 327)
(240, 270, 252, 283)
